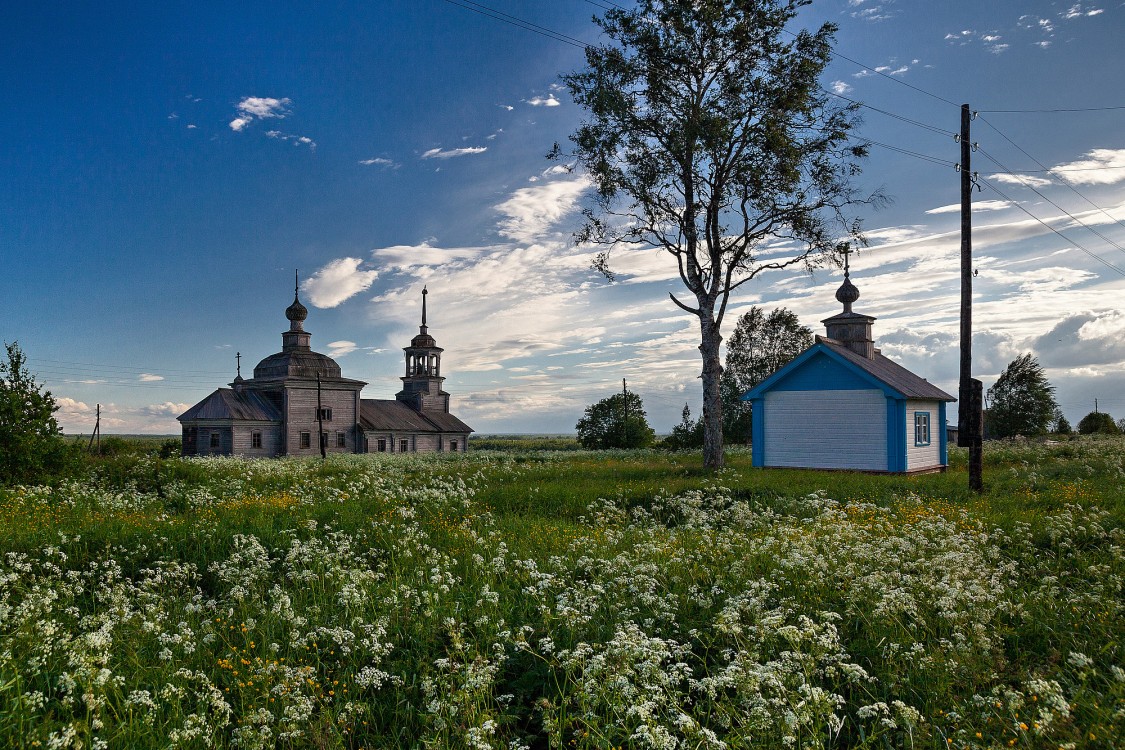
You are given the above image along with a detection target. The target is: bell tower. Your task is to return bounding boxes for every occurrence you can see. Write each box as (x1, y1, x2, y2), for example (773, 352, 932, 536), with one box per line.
(396, 287, 450, 412)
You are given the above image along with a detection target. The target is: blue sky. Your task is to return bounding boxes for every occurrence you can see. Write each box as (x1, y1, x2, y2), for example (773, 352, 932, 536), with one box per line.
(4, 0, 1125, 434)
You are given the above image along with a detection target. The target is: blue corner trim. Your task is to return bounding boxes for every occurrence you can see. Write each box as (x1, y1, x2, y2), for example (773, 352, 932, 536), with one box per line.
(886, 398, 906, 472)
(938, 401, 948, 465)
(751, 398, 764, 467)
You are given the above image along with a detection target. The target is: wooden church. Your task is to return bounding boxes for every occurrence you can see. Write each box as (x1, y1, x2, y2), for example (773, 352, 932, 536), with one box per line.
(742, 258, 954, 473)
(178, 281, 472, 457)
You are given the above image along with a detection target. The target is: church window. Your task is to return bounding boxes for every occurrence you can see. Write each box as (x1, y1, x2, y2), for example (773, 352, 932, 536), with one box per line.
(209, 432, 220, 449)
(450, 439, 458, 452)
(300, 432, 311, 449)
(400, 438, 410, 453)
(377, 438, 387, 452)
(318, 407, 332, 421)
(252, 431, 262, 449)
(336, 432, 346, 448)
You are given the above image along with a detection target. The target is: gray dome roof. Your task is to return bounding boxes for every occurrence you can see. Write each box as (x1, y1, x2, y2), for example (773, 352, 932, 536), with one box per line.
(253, 350, 342, 379)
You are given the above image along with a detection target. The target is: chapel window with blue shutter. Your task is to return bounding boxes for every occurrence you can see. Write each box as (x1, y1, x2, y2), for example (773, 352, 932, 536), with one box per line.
(914, 412, 931, 446)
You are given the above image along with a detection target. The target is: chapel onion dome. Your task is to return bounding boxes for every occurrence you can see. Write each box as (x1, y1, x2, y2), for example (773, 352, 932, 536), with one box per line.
(835, 275, 860, 313)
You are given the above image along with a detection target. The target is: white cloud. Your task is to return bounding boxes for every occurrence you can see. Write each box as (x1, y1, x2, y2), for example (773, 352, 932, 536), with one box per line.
(326, 340, 358, 357)
(358, 157, 397, 167)
(237, 96, 290, 119)
(526, 95, 561, 107)
(421, 146, 488, 159)
(1049, 149, 1125, 185)
(303, 257, 379, 308)
(494, 177, 590, 243)
(831, 80, 853, 95)
(265, 130, 316, 149)
(139, 373, 164, 382)
(229, 96, 292, 132)
(372, 244, 488, 269)
(925, 199, 1014, 215)
(987, 173, 1052, 188)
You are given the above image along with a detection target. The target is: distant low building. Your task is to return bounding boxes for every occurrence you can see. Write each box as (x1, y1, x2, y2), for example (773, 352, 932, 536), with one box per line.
(742, 261, 955, 473)
(178, 281, 472, 457)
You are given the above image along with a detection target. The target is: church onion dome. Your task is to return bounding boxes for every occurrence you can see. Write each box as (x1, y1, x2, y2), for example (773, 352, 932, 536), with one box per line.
(285, 293, 308, 325)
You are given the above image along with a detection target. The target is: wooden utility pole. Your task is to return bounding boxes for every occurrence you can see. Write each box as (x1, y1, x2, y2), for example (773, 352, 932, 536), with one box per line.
(88, 404, 101, 452)
(957, 103, 983, 492)
(622, 378, 628, 447)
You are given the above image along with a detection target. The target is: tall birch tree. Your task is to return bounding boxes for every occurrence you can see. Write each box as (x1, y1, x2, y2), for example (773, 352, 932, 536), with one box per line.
(560, 0, 871, 468)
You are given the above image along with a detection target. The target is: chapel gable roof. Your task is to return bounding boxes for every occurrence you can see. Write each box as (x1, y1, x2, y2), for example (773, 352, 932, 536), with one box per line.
(817, 336, 955, 401)
(178, 388, 283, 422)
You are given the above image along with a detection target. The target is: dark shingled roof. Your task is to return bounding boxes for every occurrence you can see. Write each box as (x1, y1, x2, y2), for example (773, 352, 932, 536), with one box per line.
(359, 399, 473, 433)
(818, 336, 956, 401)
(178, 389, 282, 422)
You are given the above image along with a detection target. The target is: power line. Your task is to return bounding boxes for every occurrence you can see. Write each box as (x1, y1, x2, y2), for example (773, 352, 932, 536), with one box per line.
(978, 105, 1125, 113)
(824, 88, 955, 138)
(975, 145, 1125, 262)
(865, 138, 954, 168)
(438, 0, 590, 49)
(975, 175, 1125, 278)
(977, 115, 1125, 238)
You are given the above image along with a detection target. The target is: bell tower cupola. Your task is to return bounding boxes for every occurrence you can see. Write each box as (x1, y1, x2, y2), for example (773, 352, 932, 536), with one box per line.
(821, 249, 877, 358)
(397, 286, 450, 412)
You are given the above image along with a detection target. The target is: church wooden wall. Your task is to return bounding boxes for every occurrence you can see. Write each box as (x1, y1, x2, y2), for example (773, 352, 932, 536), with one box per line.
(284, 386, 361, 455)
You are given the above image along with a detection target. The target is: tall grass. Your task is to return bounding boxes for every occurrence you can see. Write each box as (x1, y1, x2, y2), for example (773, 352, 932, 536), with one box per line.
(0, 439, 1122, 748)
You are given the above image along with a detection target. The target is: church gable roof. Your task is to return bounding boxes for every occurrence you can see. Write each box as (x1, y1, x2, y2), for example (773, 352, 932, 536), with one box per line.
(359, 399, 473, 433)
(178, 388, 282, 422)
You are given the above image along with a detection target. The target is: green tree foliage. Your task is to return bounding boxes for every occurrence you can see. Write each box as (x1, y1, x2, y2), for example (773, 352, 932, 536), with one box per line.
(721, 306, 813, 443)
(576, 391, 656, 449)
(725, 307, 815, 392)
(0, 342, 73, 485)
(1077, 411, 1120, 435)
(663, 403, 704, 450)
(1054, 413, 1073, 435)
(985, 354, 1059, 438)
(560, 0, 870, 469)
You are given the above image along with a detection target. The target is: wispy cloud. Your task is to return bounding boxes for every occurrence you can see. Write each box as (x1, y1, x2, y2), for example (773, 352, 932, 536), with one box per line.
(525, 95, 561, 107)
(925, 199, 1014, 215)
(421, 146, 488, 159)
(303, 257, 379, 308)
(1049, 148, 1125, 185)
(265, 130, 316, 149)
(326, 340, 358, 357)
(139, 373, 164, 382)
(358, 157, 398, 168)
(988, 173, 1052, 188)
(831, 80, 853, 95)
(853, 58, 918, 77)
(495, 177, 590, 243)
(229, 96, 291, 132)
(847, 0, 896, 22)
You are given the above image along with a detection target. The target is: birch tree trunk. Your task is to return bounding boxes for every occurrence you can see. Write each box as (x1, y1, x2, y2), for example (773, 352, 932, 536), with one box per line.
(698, 309, 724, 469)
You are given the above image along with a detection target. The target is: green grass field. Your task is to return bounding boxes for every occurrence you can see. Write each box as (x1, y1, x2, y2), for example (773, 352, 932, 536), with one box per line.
(1, 438, 1122, 748)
